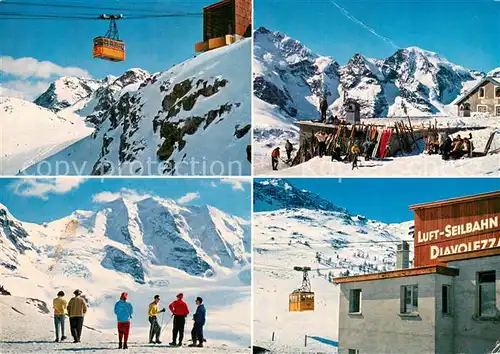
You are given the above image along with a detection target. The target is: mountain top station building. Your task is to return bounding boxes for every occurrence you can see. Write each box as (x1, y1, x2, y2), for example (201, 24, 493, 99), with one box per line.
(334, 191, 500, 354)
(455, 76, 500, 117)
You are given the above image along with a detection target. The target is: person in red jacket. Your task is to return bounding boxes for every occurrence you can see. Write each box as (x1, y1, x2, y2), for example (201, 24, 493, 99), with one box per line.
(168, 293, 189, 347)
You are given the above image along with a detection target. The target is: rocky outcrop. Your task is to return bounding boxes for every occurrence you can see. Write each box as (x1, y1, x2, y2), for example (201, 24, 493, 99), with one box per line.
(34, 77, 103, 112)
(101, 246, 145, 284)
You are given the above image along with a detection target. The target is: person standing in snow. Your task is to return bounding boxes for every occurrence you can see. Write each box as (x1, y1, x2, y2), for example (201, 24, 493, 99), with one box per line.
(320, 97, 328, 122)
(148, 295, 166, 344)
(53, 291, 67, 342)
(315, 131, 328, 158)
(188, 297, 206, 348)
(351, 144, 360, 170)
(285, 140, 294, 161)
(67, 289, 87, 343)
(114, 292, 133, 349)
(271, 147, 280, 170)
(169, 293, 190, 347)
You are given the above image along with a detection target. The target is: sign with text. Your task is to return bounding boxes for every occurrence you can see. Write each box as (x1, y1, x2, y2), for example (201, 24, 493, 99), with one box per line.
(414, 212, 500, 266)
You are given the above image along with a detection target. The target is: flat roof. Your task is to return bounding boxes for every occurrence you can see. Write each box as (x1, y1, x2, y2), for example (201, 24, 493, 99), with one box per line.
(204, 0, 232, 10)
(333, 265, 459, 284)
(439, 247, 500, 263)
(409, 190, 500, 211)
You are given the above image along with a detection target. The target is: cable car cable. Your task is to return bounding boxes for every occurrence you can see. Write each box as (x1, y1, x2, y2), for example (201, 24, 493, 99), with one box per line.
(0, 1, 188, 15)
(0, 11, 202, 20)
(0, 11, 99, 19)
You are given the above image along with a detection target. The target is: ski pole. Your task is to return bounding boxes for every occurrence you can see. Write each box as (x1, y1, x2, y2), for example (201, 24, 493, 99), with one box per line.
(161, 314, 174, 333)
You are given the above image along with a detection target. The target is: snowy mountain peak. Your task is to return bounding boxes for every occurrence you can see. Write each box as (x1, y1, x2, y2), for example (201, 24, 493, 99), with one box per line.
(254, 28, 489, 121)
(1, 195, 250, 280)
(404, 46, 443, 59)
(254, 178, 348, 214)
(488, 67, 500, 78)
(34, 76, 103, 112)
(112, 68, 150, 88)
(255, 26, 317, 64)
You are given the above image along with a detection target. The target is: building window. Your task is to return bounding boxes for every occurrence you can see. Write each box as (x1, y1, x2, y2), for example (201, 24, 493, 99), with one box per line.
(495, 87, 500, 98)
(348, 350, 360, 354)
(478, 271, 496, 317)
(442, 285, 452, 315)
(479, 87, 485, 98)
(400, 285, 418, 314)
(349, 289, 362, 313)
(478, 105, 488, 113)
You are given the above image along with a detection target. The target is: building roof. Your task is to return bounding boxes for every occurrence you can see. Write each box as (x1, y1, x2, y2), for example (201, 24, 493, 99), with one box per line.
(439, 247, 500, 263)
(204, 0, 232, 11)
(344, 98, 361, 107)
(409, 190, 500, 211)
(455, 77, 500, 105)
(333, 265, 459, 284)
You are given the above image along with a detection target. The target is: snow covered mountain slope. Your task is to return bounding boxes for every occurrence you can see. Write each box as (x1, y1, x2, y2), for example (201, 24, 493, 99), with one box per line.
(34, 76, 107, 112)
(0, 97, 94, 175)
(0, 196, 250, 279)
(253, 179, 412, 352)
(0, 197, 251, 351)
(18, 39, 251, 176)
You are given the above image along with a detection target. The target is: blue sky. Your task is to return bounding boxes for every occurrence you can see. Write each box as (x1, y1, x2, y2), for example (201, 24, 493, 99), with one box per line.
(256, 0, 500, 72)
(0, 178, 251, 223)
(0, 0, 213, 99)
(259, 178, 499, 223)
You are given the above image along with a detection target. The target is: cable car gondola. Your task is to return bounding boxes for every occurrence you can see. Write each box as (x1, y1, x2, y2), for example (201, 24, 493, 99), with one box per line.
(93, 14, 125, 62)
(289, 266, 315, 312)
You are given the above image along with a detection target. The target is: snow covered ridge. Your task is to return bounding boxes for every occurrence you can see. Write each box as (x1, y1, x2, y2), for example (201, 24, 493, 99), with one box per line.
(0, 195, 250, 280)
(255, 178, 348, 213)
(34, 76, 109, 112)
(1, 39, 251, 176)
(254, 26, 489, 119)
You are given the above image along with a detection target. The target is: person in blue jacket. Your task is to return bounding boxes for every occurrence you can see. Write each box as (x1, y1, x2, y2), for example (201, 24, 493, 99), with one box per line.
(188, 297, 206, 348)
(114, 292, 133, 350)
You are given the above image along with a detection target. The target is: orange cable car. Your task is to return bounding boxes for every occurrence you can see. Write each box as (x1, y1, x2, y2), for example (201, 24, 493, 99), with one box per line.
(289, 266, 315, 312)
(93, 15, 125, 62)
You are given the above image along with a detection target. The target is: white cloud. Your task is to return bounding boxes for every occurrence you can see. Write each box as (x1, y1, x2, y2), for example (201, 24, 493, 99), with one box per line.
(0, 56, 90, 79)
(220, 178, 251, 192)
(10, 178, 85, 200)
(177, 192, 200, 204)
(92, 188, 153, 204)
(0, 80, 51, 100)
